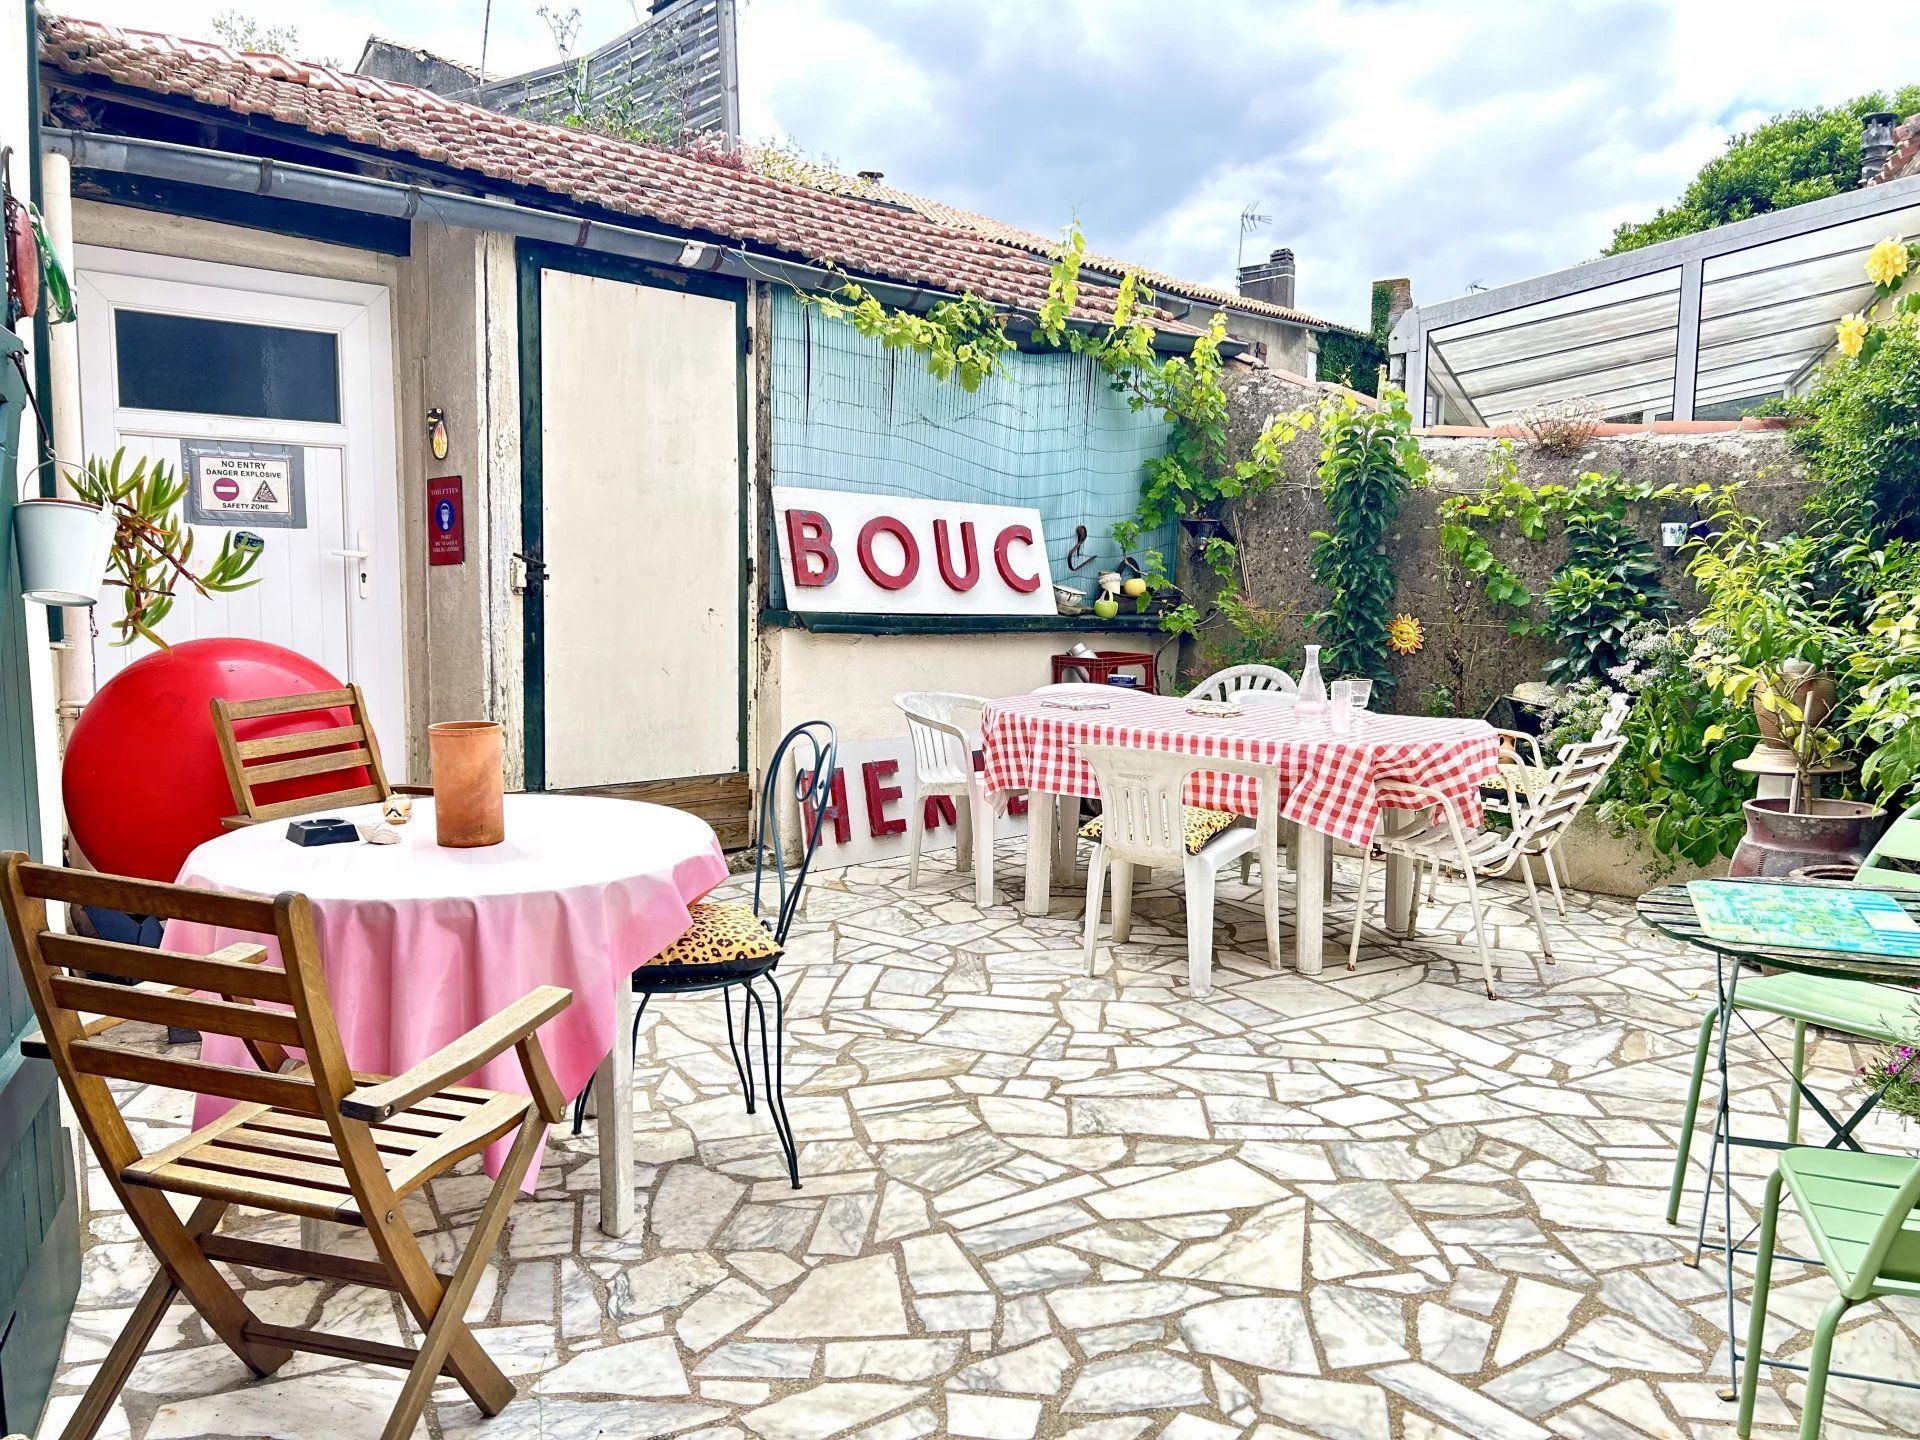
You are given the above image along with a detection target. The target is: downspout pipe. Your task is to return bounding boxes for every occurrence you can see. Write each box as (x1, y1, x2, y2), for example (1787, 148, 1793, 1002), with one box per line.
(42, 128, 1240, 357)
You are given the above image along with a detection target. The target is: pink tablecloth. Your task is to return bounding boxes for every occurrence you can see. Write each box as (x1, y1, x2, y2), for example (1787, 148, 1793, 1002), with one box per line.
(980, 692, 1500, 846)
(163, 793, 728, 1183)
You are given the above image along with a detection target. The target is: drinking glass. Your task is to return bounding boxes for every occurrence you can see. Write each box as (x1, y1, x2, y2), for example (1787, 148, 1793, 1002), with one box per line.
(1329, 680, 1355, 734)
(1348, 678, 1374, 711)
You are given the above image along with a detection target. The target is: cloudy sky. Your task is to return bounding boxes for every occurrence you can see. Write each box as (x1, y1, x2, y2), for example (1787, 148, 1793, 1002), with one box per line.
(56, 1, 1920, 327)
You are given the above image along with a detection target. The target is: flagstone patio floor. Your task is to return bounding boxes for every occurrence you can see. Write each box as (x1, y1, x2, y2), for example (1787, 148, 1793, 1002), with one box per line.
(34, 844, 1920, 1440)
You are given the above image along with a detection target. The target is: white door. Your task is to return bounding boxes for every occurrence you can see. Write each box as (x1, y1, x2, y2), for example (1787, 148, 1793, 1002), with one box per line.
(537, 266, 743, 789)
(74, 248, 405, 763)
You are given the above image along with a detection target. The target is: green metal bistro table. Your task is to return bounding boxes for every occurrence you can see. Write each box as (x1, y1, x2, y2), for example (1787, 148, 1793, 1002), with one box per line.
(1638, 879, 1920, 1403)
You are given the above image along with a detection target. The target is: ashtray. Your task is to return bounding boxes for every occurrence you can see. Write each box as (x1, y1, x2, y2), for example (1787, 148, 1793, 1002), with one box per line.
(287, 816, 359, 847)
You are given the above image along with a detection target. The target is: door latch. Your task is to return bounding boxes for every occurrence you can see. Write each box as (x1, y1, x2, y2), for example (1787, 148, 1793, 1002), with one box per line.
(511, 550, 547, 595)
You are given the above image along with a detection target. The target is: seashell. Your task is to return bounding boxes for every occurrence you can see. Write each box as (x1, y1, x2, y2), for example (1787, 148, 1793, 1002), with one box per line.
(358, 823, 402, 845)
(382, 794, 414, 824)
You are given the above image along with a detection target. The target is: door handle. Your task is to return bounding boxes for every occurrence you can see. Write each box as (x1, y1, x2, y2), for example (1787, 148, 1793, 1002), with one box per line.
(331, 531, 371, 598)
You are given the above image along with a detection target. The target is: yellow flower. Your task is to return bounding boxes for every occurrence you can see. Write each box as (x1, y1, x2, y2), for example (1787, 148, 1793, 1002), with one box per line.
(1866, 238, 1910, 287)
(1836, 313, 1871, 358)
(1386, 613, 1425, 656)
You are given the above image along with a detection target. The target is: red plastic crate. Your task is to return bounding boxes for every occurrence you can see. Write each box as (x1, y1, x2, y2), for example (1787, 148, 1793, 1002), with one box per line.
(1050, 649, 1158, 692)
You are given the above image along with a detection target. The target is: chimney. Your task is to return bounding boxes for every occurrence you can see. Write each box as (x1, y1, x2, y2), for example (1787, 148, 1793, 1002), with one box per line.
(1861, 111, 1898, 185)
(1376, 277, 1413, 339)
(1238, 247, 1297, 309)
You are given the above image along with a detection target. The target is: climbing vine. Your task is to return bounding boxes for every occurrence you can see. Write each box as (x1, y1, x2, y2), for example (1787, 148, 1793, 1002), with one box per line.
(1263, 389, 1427, 691)
(793, 282, 1016, 393)
(1438, 448, 1712, 684)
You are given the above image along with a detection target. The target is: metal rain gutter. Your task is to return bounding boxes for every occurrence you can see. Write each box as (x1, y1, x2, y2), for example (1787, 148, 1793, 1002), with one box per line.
(44, 128, 1233, 355)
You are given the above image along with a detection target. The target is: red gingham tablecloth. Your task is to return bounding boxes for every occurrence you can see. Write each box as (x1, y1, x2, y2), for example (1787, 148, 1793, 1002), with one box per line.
(980, 692, 1501, 848)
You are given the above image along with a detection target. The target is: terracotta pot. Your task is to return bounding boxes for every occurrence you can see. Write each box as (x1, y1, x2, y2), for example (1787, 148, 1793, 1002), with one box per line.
(1730, 797, 1887, 879)
(1751, 663, 1834, 747)
(429, 720, 504, 847)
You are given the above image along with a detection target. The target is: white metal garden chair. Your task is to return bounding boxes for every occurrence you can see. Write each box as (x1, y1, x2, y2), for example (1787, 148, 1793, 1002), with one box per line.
(894, 691, 994, 904)
(1451, 688, 1633, 915)
(1187, 663, 1297, 703)
(1077, 744, 1282, 998)
(1352, 732, 1627, 998)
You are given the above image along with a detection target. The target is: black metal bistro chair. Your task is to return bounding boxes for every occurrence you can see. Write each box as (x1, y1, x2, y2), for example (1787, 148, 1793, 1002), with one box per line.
(573, 720, 838, 1189)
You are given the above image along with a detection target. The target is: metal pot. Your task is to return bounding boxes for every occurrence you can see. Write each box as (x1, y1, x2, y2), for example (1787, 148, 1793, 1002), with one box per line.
(12, 496, 114, 606)
(1730, 796, 1888, 878)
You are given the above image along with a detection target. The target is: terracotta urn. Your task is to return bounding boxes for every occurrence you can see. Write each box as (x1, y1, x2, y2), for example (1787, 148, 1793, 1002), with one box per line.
(1730, 797, 1886, 878)
(429, 720, 505, 847)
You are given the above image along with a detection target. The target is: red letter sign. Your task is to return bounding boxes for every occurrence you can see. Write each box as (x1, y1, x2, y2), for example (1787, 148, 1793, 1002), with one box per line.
(862, 759, 906, 837)
(857, 516, 920, 591)
(993, 524, 1042, 593)
(785, 509, 838, 587)
(932, 519, 980, 592)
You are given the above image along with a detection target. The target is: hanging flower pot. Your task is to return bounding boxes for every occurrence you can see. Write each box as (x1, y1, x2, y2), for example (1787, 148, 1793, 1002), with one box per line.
(12, 495, 115, 605)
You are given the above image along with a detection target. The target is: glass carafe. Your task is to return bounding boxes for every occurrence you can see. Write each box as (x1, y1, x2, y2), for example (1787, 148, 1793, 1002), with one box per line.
(1296, 644, 1328, 719)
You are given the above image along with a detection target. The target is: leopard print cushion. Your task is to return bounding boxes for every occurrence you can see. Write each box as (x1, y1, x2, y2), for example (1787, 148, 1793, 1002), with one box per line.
(653, 901, 781, 970)
(1080, 807, 1237, 855)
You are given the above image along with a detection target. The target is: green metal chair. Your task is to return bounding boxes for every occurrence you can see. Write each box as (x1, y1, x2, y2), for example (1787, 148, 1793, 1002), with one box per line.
(1860, 797, 1920, 890)
(1736, 1148, 1920, 1439)
(1666, 971, 1918, 1225)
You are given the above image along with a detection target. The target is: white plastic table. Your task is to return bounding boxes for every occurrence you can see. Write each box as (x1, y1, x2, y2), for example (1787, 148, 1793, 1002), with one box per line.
(166, 793, 729, 1237)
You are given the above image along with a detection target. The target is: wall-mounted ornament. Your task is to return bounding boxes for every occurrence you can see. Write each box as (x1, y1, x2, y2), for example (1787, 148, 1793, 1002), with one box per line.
(427, 407, 449, 461)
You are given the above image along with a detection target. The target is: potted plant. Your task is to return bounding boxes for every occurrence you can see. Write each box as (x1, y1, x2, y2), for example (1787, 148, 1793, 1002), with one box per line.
(13, 488, 115, 605)
(1689, 508, 1886, 875)
(21, 449, 266, 647)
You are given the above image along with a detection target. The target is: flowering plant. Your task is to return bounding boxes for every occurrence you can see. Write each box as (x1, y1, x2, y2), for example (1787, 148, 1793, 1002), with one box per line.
(1833, 235, 1920, 358)
(1856, 1015, 1920, 1124)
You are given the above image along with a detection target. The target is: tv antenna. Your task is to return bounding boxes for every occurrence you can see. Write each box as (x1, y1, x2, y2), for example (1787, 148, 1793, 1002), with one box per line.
(1238, 203, 1272, 274)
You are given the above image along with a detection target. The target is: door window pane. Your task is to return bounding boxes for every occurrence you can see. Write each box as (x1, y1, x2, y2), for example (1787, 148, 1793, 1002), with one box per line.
(115, 310, 341, 423)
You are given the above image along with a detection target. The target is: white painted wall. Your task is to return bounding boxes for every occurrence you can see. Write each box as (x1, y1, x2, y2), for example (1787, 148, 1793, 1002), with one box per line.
(761, 627, 1165, 746)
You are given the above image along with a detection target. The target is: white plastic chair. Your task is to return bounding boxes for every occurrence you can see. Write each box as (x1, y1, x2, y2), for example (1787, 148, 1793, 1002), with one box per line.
(894, 691, 993, 903)
(1353, 733, 1627, 997)
(1187, 664, 1297, 704)
(1077, 745, 1282, 998)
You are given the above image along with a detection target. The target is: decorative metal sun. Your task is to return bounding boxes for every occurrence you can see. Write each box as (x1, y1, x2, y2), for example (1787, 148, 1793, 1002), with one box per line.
(1387, 612, 1425, 656)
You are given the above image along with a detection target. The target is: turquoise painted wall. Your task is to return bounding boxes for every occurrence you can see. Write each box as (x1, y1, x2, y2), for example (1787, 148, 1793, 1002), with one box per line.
(768, 290, 1171, 604)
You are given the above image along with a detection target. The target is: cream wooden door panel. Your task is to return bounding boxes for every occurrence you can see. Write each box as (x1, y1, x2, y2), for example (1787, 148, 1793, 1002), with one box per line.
(539, 268, 743, 789)
(74, 249, 405, 766)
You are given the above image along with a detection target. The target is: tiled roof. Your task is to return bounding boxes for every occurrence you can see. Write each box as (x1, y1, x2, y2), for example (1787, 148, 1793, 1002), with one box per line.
(38, 15, 1179, 333)
(748, 149, 1339, 331)
(1868, 113, 1920, 186)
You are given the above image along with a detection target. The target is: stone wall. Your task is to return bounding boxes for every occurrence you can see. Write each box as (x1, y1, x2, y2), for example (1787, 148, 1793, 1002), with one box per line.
(1189, 367, 1812, 715)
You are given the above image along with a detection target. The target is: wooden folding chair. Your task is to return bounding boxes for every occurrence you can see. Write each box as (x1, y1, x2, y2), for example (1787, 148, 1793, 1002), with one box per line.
(210, 684, 427, 829)
(0, 855, 570, 1440)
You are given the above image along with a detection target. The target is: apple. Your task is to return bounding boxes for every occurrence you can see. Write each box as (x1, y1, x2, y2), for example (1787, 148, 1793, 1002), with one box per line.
(1092, 596, 1121, 619)
(1122, 577, 1148, 598)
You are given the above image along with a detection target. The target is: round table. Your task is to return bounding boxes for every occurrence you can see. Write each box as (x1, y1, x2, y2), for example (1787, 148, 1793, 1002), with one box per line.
(165, 793, 729, 1235)
(1637, 878, 1920, 1399)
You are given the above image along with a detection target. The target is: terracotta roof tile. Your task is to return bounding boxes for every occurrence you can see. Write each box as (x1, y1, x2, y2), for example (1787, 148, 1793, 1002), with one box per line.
(745, 150, 1339, 331)
(39, 14, 1184, 333)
